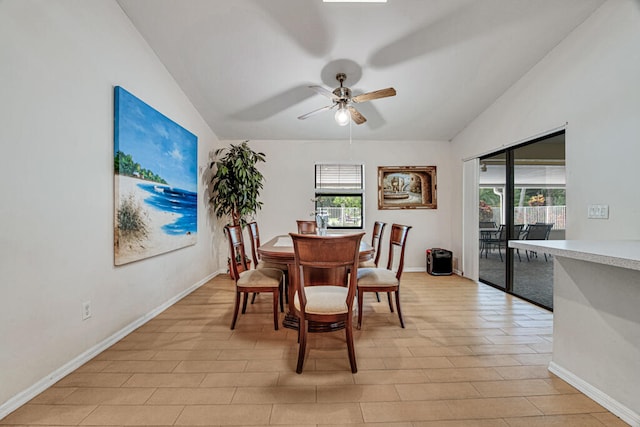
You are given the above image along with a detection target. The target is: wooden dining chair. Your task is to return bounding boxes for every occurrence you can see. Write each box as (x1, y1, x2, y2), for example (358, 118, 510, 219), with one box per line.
(296, 220, 317, 235)
(359, 221, 386, 302)
(225, 224, 284, 330)
(356, 223, 412, 329)
(359, 221, 386, 268)
(289, 232, 365, 373)
(247, 221, 288, 310)
(247, 221, 290, 270)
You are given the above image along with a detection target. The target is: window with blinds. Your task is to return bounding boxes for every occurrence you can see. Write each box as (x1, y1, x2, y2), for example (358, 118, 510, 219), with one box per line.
(315, 164, 363, 191)
(314, 164, 364, 229)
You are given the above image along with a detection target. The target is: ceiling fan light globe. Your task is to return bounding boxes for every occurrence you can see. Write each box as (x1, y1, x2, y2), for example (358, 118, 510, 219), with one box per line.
(335, 108, 350, 126)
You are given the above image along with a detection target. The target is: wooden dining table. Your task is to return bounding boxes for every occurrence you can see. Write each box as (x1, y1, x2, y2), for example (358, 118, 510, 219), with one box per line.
(258, 234, 374, 330)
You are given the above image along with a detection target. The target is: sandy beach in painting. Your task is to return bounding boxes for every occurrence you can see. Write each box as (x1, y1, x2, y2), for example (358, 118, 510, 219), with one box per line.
(114, 175, 196, 265)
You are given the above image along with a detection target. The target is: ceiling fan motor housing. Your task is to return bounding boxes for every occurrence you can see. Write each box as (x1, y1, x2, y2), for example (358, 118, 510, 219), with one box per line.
(333, 86, 351, 100)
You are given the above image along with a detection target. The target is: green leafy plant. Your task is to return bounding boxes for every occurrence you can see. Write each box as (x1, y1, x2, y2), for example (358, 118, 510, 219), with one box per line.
(209, 141, 266, 226)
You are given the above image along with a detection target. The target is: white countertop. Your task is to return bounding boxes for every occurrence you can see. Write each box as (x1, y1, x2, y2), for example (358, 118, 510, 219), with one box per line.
(508, 240, 640, 271)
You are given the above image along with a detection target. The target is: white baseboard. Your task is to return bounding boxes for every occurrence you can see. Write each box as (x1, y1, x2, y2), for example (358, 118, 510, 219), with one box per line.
(0, 272, 218, 420)
(548, 361, 640, 427)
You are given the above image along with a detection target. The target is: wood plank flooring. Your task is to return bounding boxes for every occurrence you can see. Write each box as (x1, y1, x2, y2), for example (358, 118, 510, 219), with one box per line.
(1, 272, 629, 426)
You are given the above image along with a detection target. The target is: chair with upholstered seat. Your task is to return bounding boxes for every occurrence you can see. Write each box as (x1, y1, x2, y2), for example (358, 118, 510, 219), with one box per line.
(359, 221, 386, 302)
(289, 232, 365, 374)
(225, 224, 284, 330)
(359, 221, 386, 269)
(247, 221, 288, 310)
(296, 220, 317, 235)
(356, 223, 412, 329)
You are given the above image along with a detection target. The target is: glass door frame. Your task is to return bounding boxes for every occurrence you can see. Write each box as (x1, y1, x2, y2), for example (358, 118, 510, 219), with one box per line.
(478, 130, 565, 310)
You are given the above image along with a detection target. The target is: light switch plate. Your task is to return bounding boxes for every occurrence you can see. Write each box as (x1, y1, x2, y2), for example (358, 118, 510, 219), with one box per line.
(587, 204, 609, 219)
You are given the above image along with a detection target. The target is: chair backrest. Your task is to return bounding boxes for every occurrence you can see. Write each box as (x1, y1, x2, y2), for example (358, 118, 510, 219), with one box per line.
(384, 224, 412, 280)
(371, 221, 387, 267)
(525, 223, 553, 240)
(289, 232, 365, 309)
(495, 224, 507, 239)
(246, 221, 261, 265)
(224, 224, 249, 281)
(296, 220, 317, 234)
(513, 224, 524, 239)
(479, 221, 497, 229)
(497, 224, 524, 240)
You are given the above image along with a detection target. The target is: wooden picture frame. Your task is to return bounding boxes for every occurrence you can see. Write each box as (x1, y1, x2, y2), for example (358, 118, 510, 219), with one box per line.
(378, 166, 437, 210)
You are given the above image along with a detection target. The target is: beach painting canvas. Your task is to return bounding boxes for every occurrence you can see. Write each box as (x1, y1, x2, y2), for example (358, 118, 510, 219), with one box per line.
(114, 86, 198, 265)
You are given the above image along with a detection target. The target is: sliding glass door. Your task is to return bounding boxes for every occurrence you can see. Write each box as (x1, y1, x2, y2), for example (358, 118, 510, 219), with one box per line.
(478, 152, 506, 289)
(478, 132, 565, 310)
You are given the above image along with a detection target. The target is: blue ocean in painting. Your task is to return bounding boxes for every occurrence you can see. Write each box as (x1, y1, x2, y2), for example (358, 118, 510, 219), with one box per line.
(138, 183, 197, 235)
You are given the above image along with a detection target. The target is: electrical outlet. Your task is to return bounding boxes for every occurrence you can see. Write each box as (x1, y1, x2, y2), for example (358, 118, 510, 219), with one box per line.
(82, 301, 92, 320)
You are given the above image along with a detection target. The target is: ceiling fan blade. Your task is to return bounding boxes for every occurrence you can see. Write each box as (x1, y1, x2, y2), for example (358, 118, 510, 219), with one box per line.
(348, 106, 367, 125)
(309, 85, 340, 101)
(297, 104, 336, 120)
(351, 87, 396, 103)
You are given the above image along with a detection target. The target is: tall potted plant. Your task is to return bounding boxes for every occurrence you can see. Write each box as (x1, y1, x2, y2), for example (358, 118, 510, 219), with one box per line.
(209, 140, 266, 226)
(209, 141, 266, 277)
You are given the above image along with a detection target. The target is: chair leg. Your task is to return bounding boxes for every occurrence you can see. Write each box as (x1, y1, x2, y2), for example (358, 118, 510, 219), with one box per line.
(375, 292, 380, 302)
(387, 292, 394, 313)
(272, 290, 279, 331)
(296, 319, 308, 374)
(345, 315, 357, 373)
(516, 248, 522, 262)
(394, 289, 405, 328)
(284, 273, 289, 304)
(251, 293, 258, 304)
(230, 291, 241, 330)
(241, 292, 249, 314)
(357, 288, 364, 329)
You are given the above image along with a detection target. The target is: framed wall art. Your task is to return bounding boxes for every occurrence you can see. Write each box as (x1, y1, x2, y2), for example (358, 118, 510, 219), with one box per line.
(113, 86, 198, 265)
(378, 166, 437, 210)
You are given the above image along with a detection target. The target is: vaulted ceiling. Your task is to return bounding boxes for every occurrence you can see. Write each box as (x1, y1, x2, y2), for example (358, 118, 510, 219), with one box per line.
(117, 0, 604, 141)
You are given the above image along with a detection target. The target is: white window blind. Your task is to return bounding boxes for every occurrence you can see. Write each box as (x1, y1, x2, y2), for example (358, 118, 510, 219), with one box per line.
(315, 164, 363, 191)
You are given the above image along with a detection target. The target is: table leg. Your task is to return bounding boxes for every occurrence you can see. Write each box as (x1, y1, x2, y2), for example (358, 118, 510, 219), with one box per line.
(283, 261, 298, 330)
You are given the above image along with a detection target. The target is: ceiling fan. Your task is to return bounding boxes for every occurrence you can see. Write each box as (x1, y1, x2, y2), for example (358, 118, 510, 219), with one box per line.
(298, 73, 396, 126)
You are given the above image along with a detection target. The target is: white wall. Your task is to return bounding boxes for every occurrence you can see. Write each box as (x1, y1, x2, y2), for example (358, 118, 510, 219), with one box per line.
(450, 0, 640, 267)
(241, 139, 454, 271)
(0, 0, 221, 412)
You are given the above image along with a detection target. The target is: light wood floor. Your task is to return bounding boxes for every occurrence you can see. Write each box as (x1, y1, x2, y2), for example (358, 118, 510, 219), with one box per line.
(2, 272, 629, 426)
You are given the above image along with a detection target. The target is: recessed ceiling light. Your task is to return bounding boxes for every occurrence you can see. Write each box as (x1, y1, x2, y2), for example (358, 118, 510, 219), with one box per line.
(323, 0, 387, 3)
